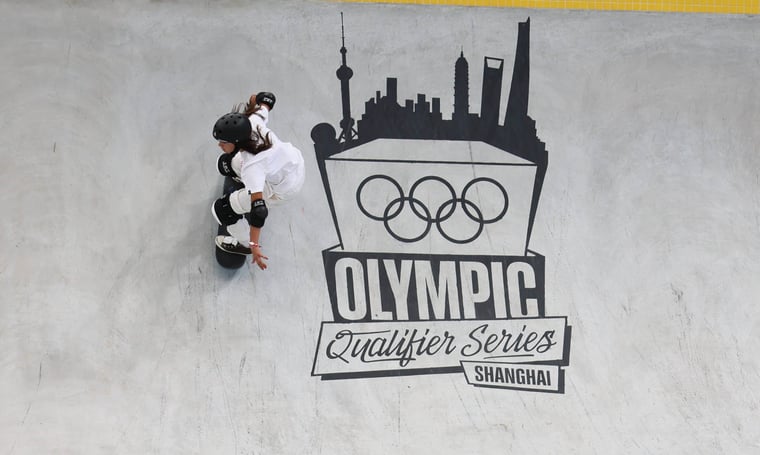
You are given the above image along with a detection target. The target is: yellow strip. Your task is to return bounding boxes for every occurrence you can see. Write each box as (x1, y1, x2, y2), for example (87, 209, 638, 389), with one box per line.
(337, 0, 759, 14)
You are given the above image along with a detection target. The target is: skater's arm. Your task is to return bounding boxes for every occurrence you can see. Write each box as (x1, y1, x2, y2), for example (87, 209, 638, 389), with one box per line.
(249, 226, 267, 270)
(248, 191, 268, 270)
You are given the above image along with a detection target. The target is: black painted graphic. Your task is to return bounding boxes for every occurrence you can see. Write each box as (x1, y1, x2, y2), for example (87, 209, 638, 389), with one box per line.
(311, 17, 571, 393)
(356, 174, 509, 244)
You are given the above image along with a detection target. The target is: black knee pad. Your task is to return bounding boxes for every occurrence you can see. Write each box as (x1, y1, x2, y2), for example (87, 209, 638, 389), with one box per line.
(212, 195, 243, 226)
(246, 199, 268, 227)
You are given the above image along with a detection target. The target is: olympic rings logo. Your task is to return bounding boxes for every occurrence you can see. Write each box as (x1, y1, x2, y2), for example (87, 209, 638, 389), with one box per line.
(355, 175, 509, 244)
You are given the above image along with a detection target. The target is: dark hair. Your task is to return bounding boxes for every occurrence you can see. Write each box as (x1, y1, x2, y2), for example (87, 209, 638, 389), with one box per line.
(233, 100, 263, 118)
(237, 125, 273, 155)
(243, 102, 260, 117)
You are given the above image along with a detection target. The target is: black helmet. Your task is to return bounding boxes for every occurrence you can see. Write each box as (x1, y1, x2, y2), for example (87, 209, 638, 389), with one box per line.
(213, 113, 252, 144)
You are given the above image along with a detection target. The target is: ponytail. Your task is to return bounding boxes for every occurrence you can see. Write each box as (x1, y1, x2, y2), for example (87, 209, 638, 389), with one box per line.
(237, 126, 273, 155)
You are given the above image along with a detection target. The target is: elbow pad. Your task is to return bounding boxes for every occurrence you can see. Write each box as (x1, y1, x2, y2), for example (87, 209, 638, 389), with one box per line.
(246, 199, 268, 227)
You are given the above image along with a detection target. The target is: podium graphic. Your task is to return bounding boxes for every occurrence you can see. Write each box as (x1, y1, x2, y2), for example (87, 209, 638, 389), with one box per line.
(311, 17, 571, 393)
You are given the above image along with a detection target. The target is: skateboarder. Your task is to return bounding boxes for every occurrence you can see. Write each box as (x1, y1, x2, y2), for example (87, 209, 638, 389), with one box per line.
(211, 92, 305, 270)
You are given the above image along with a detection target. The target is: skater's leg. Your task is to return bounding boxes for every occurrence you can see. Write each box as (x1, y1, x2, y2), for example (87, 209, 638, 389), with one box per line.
(226, 218, 250, 246)
(264, 156, 304, 206)
(213, 187, 254, 254)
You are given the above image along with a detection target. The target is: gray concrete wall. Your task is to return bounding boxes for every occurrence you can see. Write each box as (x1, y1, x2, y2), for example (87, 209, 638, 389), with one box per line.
(1, 1, 758, 453)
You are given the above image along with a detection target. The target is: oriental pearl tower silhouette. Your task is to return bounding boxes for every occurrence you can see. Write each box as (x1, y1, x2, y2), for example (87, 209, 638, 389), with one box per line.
(336, 12, 357, 142)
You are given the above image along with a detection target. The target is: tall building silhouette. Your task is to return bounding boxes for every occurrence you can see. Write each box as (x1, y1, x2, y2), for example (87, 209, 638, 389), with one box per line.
(453, 51, 469, 123)
(336, 12, 357, 142)
(505, 19, 530, 129)
(480, 57, 504, 138)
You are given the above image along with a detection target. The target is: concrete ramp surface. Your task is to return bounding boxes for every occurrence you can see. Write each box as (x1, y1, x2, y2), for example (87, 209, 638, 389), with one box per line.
(1, 1, 759, 453)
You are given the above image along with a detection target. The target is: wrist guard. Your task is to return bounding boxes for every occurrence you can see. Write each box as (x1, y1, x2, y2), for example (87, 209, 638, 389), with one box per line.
(256, 91, 276, 110)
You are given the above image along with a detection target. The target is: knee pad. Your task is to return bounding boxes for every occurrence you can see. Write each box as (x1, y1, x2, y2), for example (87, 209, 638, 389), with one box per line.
(212, 193, 245, 226)
(228, 188, 251, 214)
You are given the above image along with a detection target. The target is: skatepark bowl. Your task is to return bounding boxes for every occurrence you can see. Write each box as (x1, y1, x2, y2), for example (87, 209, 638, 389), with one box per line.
(1, 0, 758, 453)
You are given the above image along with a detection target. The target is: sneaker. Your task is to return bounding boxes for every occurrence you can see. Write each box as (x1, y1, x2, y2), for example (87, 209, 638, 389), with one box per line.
(215, 236, 251, 255)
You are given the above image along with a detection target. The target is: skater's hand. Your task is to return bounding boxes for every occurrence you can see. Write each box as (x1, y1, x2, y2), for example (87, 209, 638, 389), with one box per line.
(248, 92, 274, 112)
(252, 246, 268, 270)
